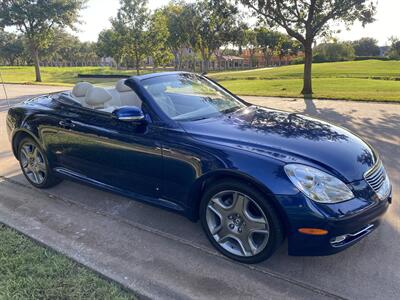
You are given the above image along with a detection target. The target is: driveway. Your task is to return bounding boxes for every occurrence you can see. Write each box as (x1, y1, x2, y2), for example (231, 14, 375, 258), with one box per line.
(0, 87, 399, 299)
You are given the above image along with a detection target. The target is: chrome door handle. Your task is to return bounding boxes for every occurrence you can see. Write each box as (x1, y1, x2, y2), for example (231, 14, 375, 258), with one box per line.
(59, 120, 75, 128)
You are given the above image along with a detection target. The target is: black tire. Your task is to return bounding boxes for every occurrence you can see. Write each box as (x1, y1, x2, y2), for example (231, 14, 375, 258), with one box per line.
(200, 179, 284, 264)
(18, 137, 62, 189)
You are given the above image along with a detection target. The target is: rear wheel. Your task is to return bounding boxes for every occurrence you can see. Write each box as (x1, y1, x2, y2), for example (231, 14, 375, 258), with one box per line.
(18, 137, 61, 188)
(200, 179, 284, 263)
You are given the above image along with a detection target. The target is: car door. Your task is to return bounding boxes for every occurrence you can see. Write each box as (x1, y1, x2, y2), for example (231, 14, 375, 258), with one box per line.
(52, 103, 163, 199)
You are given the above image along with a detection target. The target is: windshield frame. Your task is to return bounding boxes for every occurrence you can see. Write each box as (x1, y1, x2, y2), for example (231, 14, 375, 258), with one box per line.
(140, 73, 249, 122)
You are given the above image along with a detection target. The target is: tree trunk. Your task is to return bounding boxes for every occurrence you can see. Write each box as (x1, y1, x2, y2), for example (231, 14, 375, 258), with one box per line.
(200, 49, 207, 73)
(301, 42, 313, 95)
(202, 56, 209, 73)
(173, 51, 179, 71)
(263, 50, 268, 67)
(32, 48, 42, 82)
(135, 53, 140, 75)
(217, 55, 222, 71)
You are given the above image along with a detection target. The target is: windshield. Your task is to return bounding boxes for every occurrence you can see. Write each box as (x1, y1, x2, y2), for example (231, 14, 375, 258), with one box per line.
(142, 73, 246, 121)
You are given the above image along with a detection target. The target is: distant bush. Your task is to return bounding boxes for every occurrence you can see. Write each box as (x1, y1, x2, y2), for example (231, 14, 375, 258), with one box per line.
(290, 57, 304, 65)
(313, 42, 355, 62)
(354, 56, 392, 61)
(313, 53, 329, 63)
(387, 39, 400, 59)
(351, 38, 380, 56)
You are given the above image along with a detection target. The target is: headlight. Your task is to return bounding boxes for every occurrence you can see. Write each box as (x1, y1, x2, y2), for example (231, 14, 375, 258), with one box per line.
(284, 164, 354, 203)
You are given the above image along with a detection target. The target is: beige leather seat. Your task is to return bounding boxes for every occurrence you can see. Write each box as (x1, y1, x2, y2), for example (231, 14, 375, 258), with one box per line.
(116, 79, 142, 107)
(71, 80, 141, 113)
(107, 79, 142, 108)
(71, 82, 93, 104)
(85, 87, 115, 111)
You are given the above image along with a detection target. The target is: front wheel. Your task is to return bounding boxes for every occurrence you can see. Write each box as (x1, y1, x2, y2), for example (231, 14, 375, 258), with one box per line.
(200, 180, 284, 264)
(18, 137, 62, 188)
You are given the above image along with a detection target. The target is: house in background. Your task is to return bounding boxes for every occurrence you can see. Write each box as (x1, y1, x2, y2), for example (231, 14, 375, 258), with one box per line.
(241, 48, 303, 67)
(379, 46, 390, 57)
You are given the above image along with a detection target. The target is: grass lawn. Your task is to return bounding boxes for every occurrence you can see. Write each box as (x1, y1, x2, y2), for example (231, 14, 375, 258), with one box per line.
(0, 224, 136, 299)
(209, 60, 400, 101)
(1, 60, 400, 101)
(219, 78, 400, 101)
(0, 66, 151, 86)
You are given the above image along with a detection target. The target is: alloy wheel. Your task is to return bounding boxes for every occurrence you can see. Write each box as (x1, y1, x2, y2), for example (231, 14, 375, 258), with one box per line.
(206, 190, 270, 257)
(20, 142, 47, 185)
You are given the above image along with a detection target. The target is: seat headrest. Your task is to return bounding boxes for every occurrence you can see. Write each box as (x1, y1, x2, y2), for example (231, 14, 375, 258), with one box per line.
(86, 87, 112, 107)
(72, 82, 93, 97)
(115, 79, 132, 92)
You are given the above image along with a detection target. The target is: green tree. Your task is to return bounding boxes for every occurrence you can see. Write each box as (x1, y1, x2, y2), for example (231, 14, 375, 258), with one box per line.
(149, 9, 173, 68)
(96, 29, 125, 68)
(38, 29, 99, 67)
(314, 42, 355, 62)
(41, 29, 79, 65)
(241, 0, 377, 95)
(195, 0, 240, 73)
(112, 0, 150, 75)
(277, 34, 303, 65)
(244, 29, 258, 67)
(180, 3, 201, 71)
(387, 37, 400, 59)
(0, 31, 25, 65)
(77, 42, 98, 66)
(0, 0, 86, 82)
(229, 22, 249, 55)
(352, 37, 380, 56)
(255, 28, 280, 66)
(162, 2, 190, 70)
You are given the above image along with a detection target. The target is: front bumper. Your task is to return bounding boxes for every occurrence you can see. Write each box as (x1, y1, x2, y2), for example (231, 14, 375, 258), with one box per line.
(277, 186, 391, 256)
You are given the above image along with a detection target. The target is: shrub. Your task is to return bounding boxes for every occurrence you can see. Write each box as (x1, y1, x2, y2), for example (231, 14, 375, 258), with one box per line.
(351, 38, 380, 56)
(290, 57, 304, 65)
(313, 42, 355, 62)
(354, 56, 391, 61)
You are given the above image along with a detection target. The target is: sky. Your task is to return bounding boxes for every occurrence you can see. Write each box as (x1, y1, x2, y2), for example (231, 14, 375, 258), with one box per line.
(74, 0, 399, 46)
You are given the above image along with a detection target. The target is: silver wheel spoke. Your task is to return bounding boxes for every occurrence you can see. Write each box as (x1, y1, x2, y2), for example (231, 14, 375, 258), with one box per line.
(27, 171, 35, 182)
(215, 226, 231, 243)
(209, 197, 229, 219)
(245, 214, 268, 232)
(37, 162, 47, 172)
(37, 171, 45, 182)
(231, 192, 248, 213)
(32, 147, 39, 159)
(21, 156, 29, 168)
(20, 142, 47, 185)
(32, 170, 39, 183)
(205, 190, 271, 258)
(21, 147, 30, 160)
(232, 235, 253, 257)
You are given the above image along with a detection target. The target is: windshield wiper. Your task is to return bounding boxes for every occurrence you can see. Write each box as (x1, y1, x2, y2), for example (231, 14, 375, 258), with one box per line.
(188, 116, 212, 121)
(223, 106, 243, 115)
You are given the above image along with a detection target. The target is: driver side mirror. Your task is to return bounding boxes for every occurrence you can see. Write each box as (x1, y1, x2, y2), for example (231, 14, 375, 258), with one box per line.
(112, 106, 146, 124)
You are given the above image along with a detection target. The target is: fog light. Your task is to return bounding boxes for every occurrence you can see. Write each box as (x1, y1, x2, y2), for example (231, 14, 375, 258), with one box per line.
(330, 235, 347, 244)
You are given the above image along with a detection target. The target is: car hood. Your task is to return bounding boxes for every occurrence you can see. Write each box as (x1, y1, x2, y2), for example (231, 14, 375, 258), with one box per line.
(179, 106, 377, 182)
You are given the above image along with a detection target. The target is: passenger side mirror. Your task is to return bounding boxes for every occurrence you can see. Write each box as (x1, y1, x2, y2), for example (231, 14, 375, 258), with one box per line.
(112, 106, 146, 124)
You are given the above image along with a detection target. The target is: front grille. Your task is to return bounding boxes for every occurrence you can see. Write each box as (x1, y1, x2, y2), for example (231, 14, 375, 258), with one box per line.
(364, 161, 391, 200)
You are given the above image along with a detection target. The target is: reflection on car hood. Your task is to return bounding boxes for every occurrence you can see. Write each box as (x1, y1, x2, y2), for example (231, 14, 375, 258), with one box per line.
(180, 106, 376, 182)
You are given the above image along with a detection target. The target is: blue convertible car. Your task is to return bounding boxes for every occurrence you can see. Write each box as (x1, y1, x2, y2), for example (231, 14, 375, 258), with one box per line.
(7, 72, 392, 263)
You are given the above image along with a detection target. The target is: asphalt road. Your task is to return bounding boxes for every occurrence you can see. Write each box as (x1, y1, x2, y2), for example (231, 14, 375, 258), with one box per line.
(0, 85, 399, 299)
